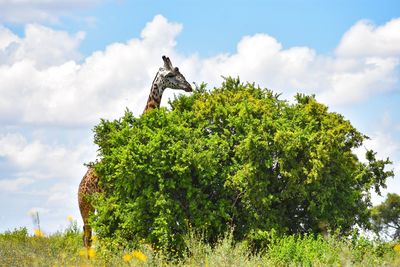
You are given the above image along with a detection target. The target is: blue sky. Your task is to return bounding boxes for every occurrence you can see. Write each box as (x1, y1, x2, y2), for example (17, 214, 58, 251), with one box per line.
(6, 1, 400, 55)
(82, 0, 400, 55)
(0, 0, 399, 234)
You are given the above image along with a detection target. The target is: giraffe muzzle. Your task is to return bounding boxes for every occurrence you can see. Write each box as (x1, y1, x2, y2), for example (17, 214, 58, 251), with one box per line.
(184, 82, 193, 92)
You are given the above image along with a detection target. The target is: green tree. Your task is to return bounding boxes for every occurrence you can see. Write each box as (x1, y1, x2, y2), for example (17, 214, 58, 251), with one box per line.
(91, 77, 393, 252)
(371, 193, 400, 240)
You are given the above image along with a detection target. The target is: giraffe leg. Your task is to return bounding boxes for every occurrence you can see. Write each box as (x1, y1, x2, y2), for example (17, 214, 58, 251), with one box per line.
(78, 167, 99, 250)
(83, 224, 92, 248)
(79, 202, 94, 249)
(79, 191, 94, 248)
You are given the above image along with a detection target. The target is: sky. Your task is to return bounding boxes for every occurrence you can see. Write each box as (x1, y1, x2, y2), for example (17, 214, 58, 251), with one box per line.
(0, 0, 399, 234)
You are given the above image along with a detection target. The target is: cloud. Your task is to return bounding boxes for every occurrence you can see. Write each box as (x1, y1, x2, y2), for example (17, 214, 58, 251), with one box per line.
(0, 177, 33, 192)
(189, 34, 321, 93)
(354, 131, 399, 163)
(0, 15, 185, 125)
(0, 25, 18, 49)
(141, 15, 183, 48)
(0, 130, 95, 232)
(0, 132, 94, 179)
(336, 18, 400, 58)
(189, 20, 400, 105)
(322, 18, 400, 104)
(0, 0, 101, 24)
(0, 24, 85, 67)
(322, 56, 399, 104)
(169, 20, 399, 107)
(352, 123, 400, 204)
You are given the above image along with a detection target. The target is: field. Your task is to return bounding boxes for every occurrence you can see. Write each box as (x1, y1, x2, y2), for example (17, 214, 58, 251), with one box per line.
(1, 222, 399, 267)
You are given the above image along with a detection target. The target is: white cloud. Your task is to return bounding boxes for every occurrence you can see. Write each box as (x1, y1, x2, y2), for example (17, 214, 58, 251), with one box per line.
(325, 18, 400, 104)
(0, 25, 18, 49)
(0, 0, 101, 24)
(190, 34, 322, 94)
(0, 133, 94, 179)
(0, 131, 94, 232)
(0, 177, 33, 192)
(178, 19, 400, 106)
(354, 131, 399, 163)
(141, 15, 183, 48)
(322, 57, 399, 104)
(0, 24, 85, 68)
(336, 18, 400, 58)
(0, 15, 186, 125)
(353, 129, 400, 204)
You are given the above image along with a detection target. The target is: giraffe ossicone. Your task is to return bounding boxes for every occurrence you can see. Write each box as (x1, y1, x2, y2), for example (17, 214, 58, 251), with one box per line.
(78, 55, 192, 248)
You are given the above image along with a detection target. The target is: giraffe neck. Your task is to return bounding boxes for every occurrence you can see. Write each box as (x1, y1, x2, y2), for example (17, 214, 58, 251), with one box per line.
(144, 72, 165, 113)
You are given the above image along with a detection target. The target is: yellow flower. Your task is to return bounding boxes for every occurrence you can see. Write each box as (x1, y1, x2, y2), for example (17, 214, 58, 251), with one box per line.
(132, 250, 147, 262)
(34, 229, 44, 237)
(88, 248, 96, 259)
(67, 215, 74, 222)
(92, 235, 97, 242)
(79, 248, 96, 259)
(394, 243, 400, 253)
(123, 253, 133, 262)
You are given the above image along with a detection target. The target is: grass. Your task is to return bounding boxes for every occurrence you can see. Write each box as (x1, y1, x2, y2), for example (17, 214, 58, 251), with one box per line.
(0, 223, 399, 267)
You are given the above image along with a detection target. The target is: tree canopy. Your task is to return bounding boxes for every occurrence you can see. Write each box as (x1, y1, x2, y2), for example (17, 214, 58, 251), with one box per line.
(371, 193, 400, 240)
(91, 77, 393, 252)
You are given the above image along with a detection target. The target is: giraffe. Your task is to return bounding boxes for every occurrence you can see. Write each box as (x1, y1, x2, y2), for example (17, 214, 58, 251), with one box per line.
(78, 55, 192, 248)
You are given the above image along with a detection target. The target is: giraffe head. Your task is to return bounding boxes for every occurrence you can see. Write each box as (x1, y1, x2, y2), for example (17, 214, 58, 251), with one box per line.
(157, 55, 192, 92)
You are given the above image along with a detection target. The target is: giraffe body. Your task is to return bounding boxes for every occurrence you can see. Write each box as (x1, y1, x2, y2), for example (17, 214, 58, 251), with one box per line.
(78, 56, 192, 248)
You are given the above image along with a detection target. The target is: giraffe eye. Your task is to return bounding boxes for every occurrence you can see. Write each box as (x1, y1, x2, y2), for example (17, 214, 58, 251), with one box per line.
(174, 67, 179, 72)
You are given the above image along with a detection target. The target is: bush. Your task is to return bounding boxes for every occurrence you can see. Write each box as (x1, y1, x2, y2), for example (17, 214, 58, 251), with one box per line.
(266, 233, 340, 265)
(91, 77, 393, 253)
(0, 227, 83, 266)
